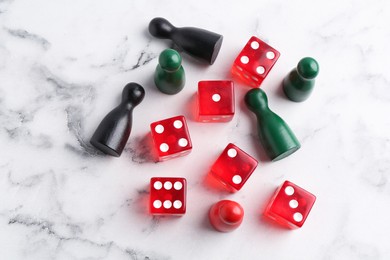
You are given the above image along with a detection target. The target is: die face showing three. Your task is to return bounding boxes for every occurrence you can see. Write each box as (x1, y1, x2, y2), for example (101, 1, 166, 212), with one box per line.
(264, 180, 316, 228)
(150, 177, 187, 215)
(150, 115, 192, 161)
(232, 36, 280, 87)
(210, 143, 258, 192)
(197, 80, 235, 122)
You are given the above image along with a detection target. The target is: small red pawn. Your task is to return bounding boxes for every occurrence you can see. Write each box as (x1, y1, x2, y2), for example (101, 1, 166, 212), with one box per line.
(209, 200, 244, 232)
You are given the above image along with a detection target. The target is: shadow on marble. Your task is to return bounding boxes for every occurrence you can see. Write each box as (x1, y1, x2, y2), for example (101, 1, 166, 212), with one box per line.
(65, 140, 107, 158)
(199, 203, 218, 233)
(124, 133, 156, 164)
(274, 80, 290, 102)
(142, 66, 165, 96)
(142, 26, 154, 41)
(259, 214, 293, 232)
(202, 171, 235, 195)
(186, 93, 198, 122)
(134, 185, 150, 215)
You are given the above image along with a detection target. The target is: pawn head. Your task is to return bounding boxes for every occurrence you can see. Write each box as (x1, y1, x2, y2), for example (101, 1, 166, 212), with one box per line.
(148, 17, 174, 39)
(219, 200, 244, 224)
(244, 88, 269, 112)
(159, 49, 182, 72)
(122, 82, 145, 106)
(297, 57, 319, 79)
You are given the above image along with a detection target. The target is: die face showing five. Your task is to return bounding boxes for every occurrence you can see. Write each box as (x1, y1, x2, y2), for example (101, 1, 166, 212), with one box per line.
(150, 115, 192, 161)
(197, 80, 235, 122)
(264, 180, 316, 228)
(231, 36, 280, 87)
(210, 143, 258, 192)
(150, 177, 187, 215)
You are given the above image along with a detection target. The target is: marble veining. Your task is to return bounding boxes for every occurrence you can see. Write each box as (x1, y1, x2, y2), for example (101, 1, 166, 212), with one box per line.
(1, 0, 390, 259)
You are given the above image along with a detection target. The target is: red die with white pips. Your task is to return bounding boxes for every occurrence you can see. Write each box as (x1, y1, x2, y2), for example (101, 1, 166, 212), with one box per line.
(197, 80, 235, 122)
(231, 36, 280, 87)
(150, 115, 192, 161)
(150, 177, 186, 215)
(210, 143, 258, 192)
(264, 180, 316, 228)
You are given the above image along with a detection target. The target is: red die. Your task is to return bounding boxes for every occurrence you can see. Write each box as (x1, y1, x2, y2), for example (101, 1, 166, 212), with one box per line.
(150, 115, 192, 161)
(150, 177, 186, 215)
(210, 143, 258, 192)
(197, 80, 235, 122)
(264, 180, 316, 228)
(231, 36, 280, 87)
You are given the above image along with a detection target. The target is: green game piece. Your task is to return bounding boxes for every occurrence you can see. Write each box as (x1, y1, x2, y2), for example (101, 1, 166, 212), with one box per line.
(283, 57, 319, 102)
(154, 49, 185, 95)
(245, 88, 300, 161)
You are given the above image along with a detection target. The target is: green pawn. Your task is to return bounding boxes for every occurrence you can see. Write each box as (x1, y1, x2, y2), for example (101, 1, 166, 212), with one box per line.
(283, 57, 319, 102)
(154, 49, 185, 95)
(245, 89, 300, 161)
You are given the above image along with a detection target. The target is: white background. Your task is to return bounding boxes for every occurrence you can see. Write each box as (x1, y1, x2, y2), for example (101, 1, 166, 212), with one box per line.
(1, 0, 390, 259)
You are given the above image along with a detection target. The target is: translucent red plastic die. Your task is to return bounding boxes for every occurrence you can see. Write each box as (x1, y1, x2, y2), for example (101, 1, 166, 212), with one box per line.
(231, 36, 280, 87)
(150, 177, 187, 215)
(150, 115, 192, 161)
(197, 80, 235, 122)
(264, 180, 316, 228)
(210, 143, 258, 192)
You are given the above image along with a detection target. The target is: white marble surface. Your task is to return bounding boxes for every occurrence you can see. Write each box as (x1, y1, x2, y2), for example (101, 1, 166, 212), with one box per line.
(1, 0, 390, 259)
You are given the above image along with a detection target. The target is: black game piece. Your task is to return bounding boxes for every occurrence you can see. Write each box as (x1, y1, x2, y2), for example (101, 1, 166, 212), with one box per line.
(148, 17, 223, 65)
(90, 83, 145, 157)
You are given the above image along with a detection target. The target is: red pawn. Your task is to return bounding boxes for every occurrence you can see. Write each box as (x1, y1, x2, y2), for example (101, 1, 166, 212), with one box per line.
(209, 200, 244, 232)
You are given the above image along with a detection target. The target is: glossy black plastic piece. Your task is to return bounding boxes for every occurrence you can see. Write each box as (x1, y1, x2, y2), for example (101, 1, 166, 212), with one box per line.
(149, 17, 223, 65)
(90, 83, 145, 157)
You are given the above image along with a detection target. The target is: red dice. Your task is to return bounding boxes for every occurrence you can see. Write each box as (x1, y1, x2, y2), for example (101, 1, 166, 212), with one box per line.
(264, 180, 316, 228)
(231, 36, 280, 87)
(210, 143, 258, 192)
(197, 80, 235, 122)
(150, 115, 192, 161)
(150, 177, 186, 215)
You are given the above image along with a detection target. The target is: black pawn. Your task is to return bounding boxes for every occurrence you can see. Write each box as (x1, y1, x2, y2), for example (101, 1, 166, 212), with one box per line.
(148, 17, 223, 65)
(90, 83, 145, 157)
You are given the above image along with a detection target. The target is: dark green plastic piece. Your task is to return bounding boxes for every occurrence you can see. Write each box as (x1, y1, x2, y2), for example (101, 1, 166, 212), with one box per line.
(245, 88, 300, 161)
(154, 49, 185, 95)
(283, 57, 319, 102)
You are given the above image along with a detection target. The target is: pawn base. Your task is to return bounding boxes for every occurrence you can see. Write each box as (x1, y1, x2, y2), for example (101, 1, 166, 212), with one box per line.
(90, 140, 121, 157)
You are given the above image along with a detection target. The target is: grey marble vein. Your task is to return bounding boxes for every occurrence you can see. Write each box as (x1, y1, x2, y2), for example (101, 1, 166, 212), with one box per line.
(5, 28, 51, 50)
(8, 215, 161, 260)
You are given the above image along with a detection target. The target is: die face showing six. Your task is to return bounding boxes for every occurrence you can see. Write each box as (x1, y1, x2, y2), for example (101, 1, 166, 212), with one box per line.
(210, 143, 258, 192)
(150, 177, 187, 215)
(264, 180, 316, 228)
(231, 36, 280, 87)
(150, 115, 192, 161)
(197, 80, 235, 122)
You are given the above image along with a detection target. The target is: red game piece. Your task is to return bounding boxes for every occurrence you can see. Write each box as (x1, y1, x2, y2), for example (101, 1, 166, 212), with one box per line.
(210, 143, 258, 192)
(150, 177, 186, 215)
(150, 115, 192, 161)
(264, 180, 316, 228)
(209, 200, 244, 232)
(197, 80, 235, 122)
(231, 36, 280, 87)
